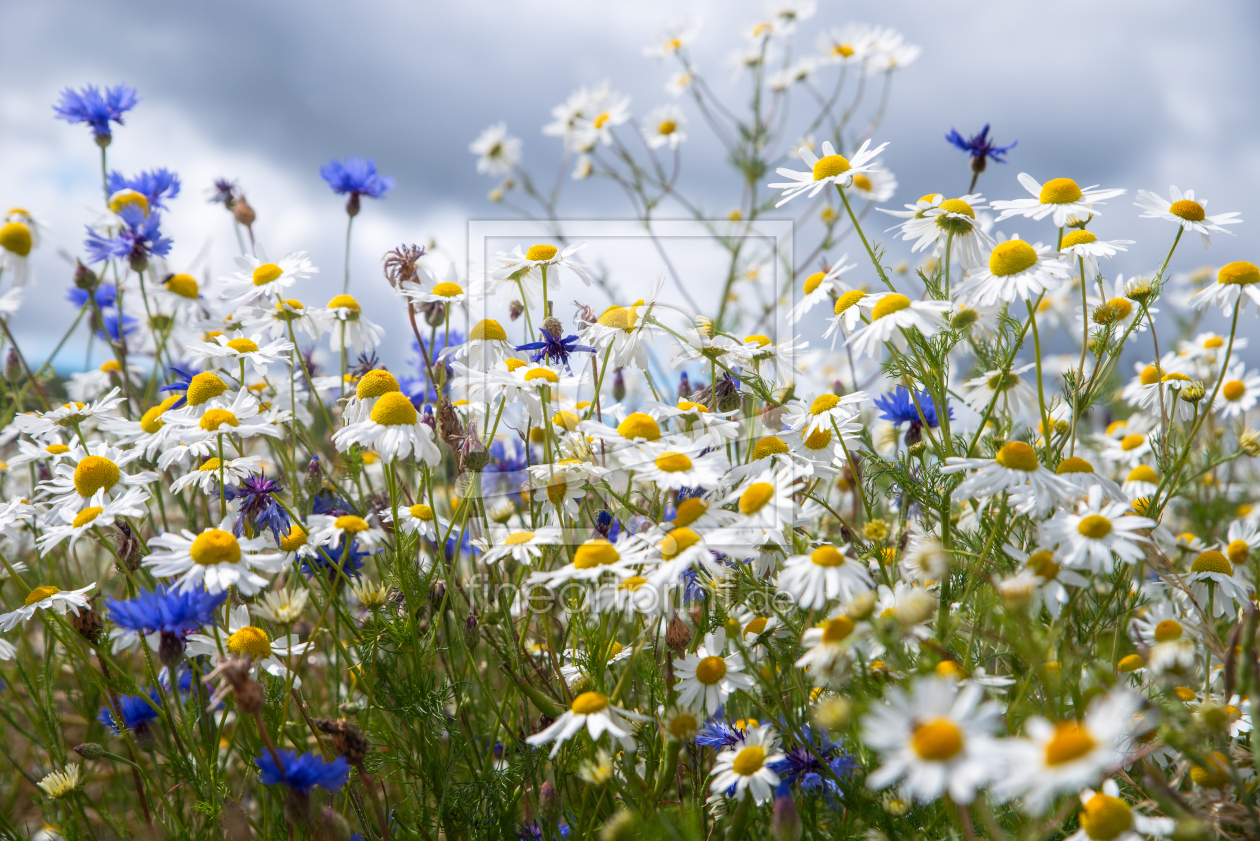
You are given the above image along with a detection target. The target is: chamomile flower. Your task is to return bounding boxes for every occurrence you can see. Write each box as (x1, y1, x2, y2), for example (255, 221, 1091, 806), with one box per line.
(491, 242, 594, 291)
(789, 257, 857, 324)
(795, 613, 860, 684)
(1004, 546, 1089, 619)
(1188, 261, 1260, 315)
(821, 289, 877, 348)
(1055, 457, 1125, 502)
(322, 294, 385, 353)
(629, 441, 729, 492)
(709, 725, 786, 805)
(718, 466, 804, 548)
(942, 442, 1072, 517)
(190, 332, 294, 377)
(144, 519, 283, 595)
(14, 387, 125, 440)
(40, 442, 156, 518)
(170, 455, 261, 495)
(1059, 230, 1133, 278)
(954, 238, 1071, 306)
(252, 587, 310, 626)
(36, 766, 82, 800)
(476, 525, 563, 566)
(846, 167, 898, 203)
(445, 318, 517, 371)
(332, 392, 441, 465)
(220, 252, 317, 305)
(846, 293, 949, 359)
(769, 139, 890, 207)
(1185, 549, 1252, 618)
(1212, 363, 1260, 417)
(525, 690, 645, 758)
(1129, 601, 1197, 648)
(186, 605, 311, 686)
(991, 174, 1125, 227)
(1042, 485, 1155, 573)
(862, 677, 1002, 804)
(241, 298, 327, 342)
(959, 362, 1040, 419)
(777, 543, 873, 610)
(1065, 779, 1175, 841)
(0, 582, 95, 631)
(527, 537, 645, 588)
(1134, 186, 1241, 248)
(641, 104, 686, 150)
(469, 122, 522, 176)
(884, 194, 994, 271)
(994, 690, 1143, 814)
(308, 513, 387, 552)
(673, 629, 755, 715)
(37, 486, 149, 554)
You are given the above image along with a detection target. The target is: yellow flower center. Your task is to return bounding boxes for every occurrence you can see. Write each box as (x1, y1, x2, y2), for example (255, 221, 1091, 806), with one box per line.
(669, 712, 698, 739)
(732, 744, 766, 775)
(989, 240, 1039, 277)
(99, 359, 122, 374)
(1119, 434, 1145, 452)
(198, 458, 222, 472)
(227, 626, 272, 660)
(1056, 457, 1094, 475)
(810, 393, 841, 415)
(1153, 619, 1182, 642)
(660, 527, 701, 560)
(279, 526, 307, 552)
(742, 617, 768, 639)
(109, 189, 149, 216)
(821, 616, 855, 643)
(526, 244, 558, 262)
(503, 530, 535, 546)
(617, 413, 660, 441)
(739, 482, 775, 515)
(24, 585, 60, 606)
(745, 334, 772, 349)
(871, 294, 910, 320)
(189, 529, 242, 566)
(851, 173, 873, 192)
(1079, 793, 1133, 841)
(524, 368, 559, 383)
(334, 515, 370, 534)
(432, 282, 464, 298)
(1077, 515, 1113, 540)
(1027, 550, 1059, 580)
(327, 294, 360, 312)
(1224, 380, 1247, 401)
(225, 337, 259, 355)
(803, 428, 832, 450)
(911, 718, 964, 761)
(1044, 722, 1096, 766)
(0, 222, 33, 256)
(657, 119, 676, 135)
(1038, 178, 1083, 204)
(1219, 261, 1260, 286)
(810, 545, 846, 567)
(45, 444, 70, 455)
(813, 154, 850, 181)
(1127, 465, 1159, 484)
(655, 452, 693, 473)
(570, 691, 609, 715)
(1107, 298, 1133, 319)
(676, 400, 708, 414)
(166, 273, 198, 299)
(1161, 372, 1189, 383)
(1192, 550, 1232, 575)
(408, 504, 433, 522)
(833, 43, 854, 57)
(803, 272, 827, 295)
(573, 539, 620, 569)
(470, 319, 507, 341)
(1190, 752, 1232, 788)
(694, 655, 727, 685)
(994, 441, 1039, 472)
(356, 369, 401, 400)
(1169, 199, 1206, 222)
(252, 263, 284, 286)
(1117, 654, 1144, 672)
(199, 408, 239, 431)
(1061, 230, 1097, 248)
(186, 372, 229, 407)
(73, 455, 120, 497)
(544, 480, 569, 506)
(834, 289, 865, 314)
(934, 198, 976, 235)
(1228, 539, 1250, 565)
(672, 498, 709, 528)
(752, 436, 789, 460)
(369, 392, 418, 426)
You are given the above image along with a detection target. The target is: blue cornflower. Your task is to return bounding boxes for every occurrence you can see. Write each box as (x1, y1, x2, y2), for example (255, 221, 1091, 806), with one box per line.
(770, 725, 856, 802)
(255, 749, 349, 794)
(107, 168, 182, 210)
(696, 715, 745, 748)
(53, 83, 139, 142)
(310, 491, 353, 517)
(401, 330, 464, 402)
(516, 822, 571, 840)
(301, 538, 370, 580)
(873, 386, 950, 429)
(105, 585, 226, 636)
(99, 689, 161, 732)
(67, 283, 117, 310)
(84, 204, 173, 269)
(98, 311, 139, 343)
(158, 365, 204, 409)
(224, 473, 291, 543)
(946, 123, 1016, 188)
(485, 436, 528, 495)
(320, 157, 394, 216)
(679, 567, 707, 604)
(515, 330, 595, 371)
(594, 510, 622, 542)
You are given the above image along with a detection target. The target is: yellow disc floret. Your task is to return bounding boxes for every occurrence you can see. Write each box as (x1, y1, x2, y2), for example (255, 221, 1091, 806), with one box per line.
(226, 337, 259, 354)
(1038, 178, 1083, 204)
(989, 240, 1039, 277)
(573, 539, 620, 569)
(369, 392, 418, 426)
(470, 319, 507, 341)
(1077, 515, 1113, 540)
(654, 452, 693, 473)
(199, 408, 239, 431)
(660, 528, 700, 560)
(189, 529, 242, 566)
(1219, 261, 1260, 287)
(227, 626, 272, 660)
(186, 372, 229, 407)
(25, 585, 61, 606)
(834, 289, 865, 314)
(140, 395, 182, 434)
(994, 441, 1039, 472)
(526, 244, 558, 262)
(617, 413, 660, 441)
(0, 222, 33, 256)
(1044, 722, 1096, 766)
(1079, 792, 1133, 841)
(810, 545, 846, 567)
(166, 273, 199, 298)
(732, 745, 766, 775)
(570, 691, 609, 715)
(71, 507, 103, 528)
(911, 719, 964, 761)
(739, 482, 775, 515)
(1061, 230, 1097, 248)
(1169, 199, 1206, 222)
(694, 655, 728, 685)
(327, 294, 361, 312)
(1191, 550, 1232, 575)
(73, 456, 120, 497)
(871, 294, 910, 320)
(356, 369, 401, 400)
(252, 263, 284, 286)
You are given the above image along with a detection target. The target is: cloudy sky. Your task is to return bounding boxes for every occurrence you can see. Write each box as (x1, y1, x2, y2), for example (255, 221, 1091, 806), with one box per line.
(2, 0, 1258, 374)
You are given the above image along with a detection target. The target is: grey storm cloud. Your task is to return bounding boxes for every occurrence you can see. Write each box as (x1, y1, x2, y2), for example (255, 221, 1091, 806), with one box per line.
(1, 0, 1258, 369)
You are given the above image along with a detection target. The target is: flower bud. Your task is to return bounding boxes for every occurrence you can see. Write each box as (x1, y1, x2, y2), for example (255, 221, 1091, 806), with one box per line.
(539, 781, 562, 824)
(430, 578, 447, 606)
(74, 742, 104, 760)
(541, 316, 563, 339)
(304, 455, 324, 497)
(509, 299, 524, 321)
(1091, 304, 1118, 325)
(844, 590, 877, 621)
(318, 807, 352, 841)
(463, 613, 481, 650)
(95, 132, 112, 149)
(345, 193, 361, 218)
(235, 677, 266, 715)
(73, 259, 98, 291)
(128, 253, 148, 274)
(612, 368, 626, 402)
(665, 616, 692, 656)
(4, 349, 21, 385)
(1181, 382, 1207, 403)
(892, 589, 935, 627)
(423, 300, 446, 327)
(114, 521, 143, 572)
(1241, 429, 1260, 458)
(159, 630, 186, 668)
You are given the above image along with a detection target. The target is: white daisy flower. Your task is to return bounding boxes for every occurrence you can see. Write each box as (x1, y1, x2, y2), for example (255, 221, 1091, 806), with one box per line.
(14, 387, 125, 440)
(795, 613, 860, 684)
(1185, 549, 1252, 618)
(882, 194, 994, 272)
(469, 122, 522, 176)
(332, 392, 441, 465)
(846, 293, 949, 359)
(525, 690, 646, 758)
(708, 725, 786, 805)
(991, 174, 1125, 227)
(863, 677, 1003, 804)
(383, 501, 446, 541)
(39, 442, 157, 518)
(1059, 229, 1133, 279)
(789, 257, 858, 324)
(443, 318, 518, 371)
(1134, 186, 1241, 248)
(37, 486, 149, 554)
(959, 362, 1040, 419)
(170, 455, 261, 495)
(491, 242, 594, 291)
(641, 104, 686, 150)
(776, 542, 873, 611)
(220, 252, 317, 305)
(1054, 456, 1126, 502)
(1129, 600, 1197, 648)
(1187, 261, 1260, 315)
(162, 389, 282, 442)
(322, 294, 385, 353)
(240, 297, 328, 342)
(954, 238, 1071, 307)
(1065, 779, 1175, 841)
(189, 332, 294, 377)
(476, 525, 563, 566)
(1213, 363, 1260, 417)
(143, 519, 284, 595)
(1041, 485, 1155, 573)
(769, 139, 890, 208)
(846, 166, 898, 203)
(527, 537, 645, 589)
(0, 582, 95, 631)
(186, 605, 312, 688)
(942, 442, 1072, 517)
(308, 513, 388, 551)
(627, 441, 729, 492)
(821, 289, 878, 348)
(672, 629, 755, 715)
